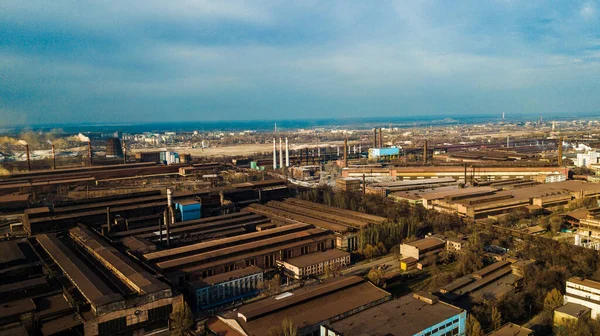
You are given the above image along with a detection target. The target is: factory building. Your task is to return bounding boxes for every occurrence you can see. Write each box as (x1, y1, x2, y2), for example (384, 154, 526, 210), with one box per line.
(367, 177, 458, 197)
(400, 237, 446, 261)
(438, 260, 532, 305)
(277, 249, 350, 279)
(205, 276, 392, 336)
(143, 223, 336, 284)
(368, 147, 400, 160)
(335, 177, 361, 193)
(246, 199, 387, 252)
(342, 166, 570, 182)
(321, 292, 466, 336)
(421, 181, 600, 219)
(9, 226, 183, 336)
(189, 266, 263, 311)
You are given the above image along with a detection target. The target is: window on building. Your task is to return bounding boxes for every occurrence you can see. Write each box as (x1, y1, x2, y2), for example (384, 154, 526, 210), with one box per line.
(98, 317, 126, 336)
(224, 264, 236, 272)
(148, 305, 173, 321)
(246, 258, 256, 267)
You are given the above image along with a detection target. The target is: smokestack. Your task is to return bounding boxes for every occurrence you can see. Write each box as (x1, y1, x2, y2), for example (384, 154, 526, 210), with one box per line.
(158, 217, 163, 244)
(122, 140, 127, 164)
(24, 144, 31, 171)
(163, 210, 170, 247)
(423, 140, 428, 164)
(506, 136, 510, 148)
(279, 138, 283, 169)
(273, 138, 277, 169)
(337, 146, 340, 157)
(87, 141, 92, 166)
(318, 146, 321, 158)
(51, 145, 56, 170)
(373, 128, 377, 148)
(285, 137, 290, 167)
(344, 138, 348, 168)
(558, 137, 564, 166)
(305, 147, 309, 164)
(379, 128, 383, 148)
(464, 163, 467, 185)
(166, 188, 173, 246)
(362, 174, 366, 194)
(106, 207, 111, 234)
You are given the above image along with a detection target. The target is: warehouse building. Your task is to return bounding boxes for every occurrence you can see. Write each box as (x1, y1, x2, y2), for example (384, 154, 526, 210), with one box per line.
(143, 223, 335, 284)
(400, 237, 446, 261)
(189, 266, 263, 311)
(277, 249, 350, 279)
(321, 292, 466, 336)
(205, 276, 392, 336)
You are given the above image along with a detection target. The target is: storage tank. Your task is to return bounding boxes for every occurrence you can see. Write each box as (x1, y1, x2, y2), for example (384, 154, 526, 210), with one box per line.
(105, 138, 124, 157)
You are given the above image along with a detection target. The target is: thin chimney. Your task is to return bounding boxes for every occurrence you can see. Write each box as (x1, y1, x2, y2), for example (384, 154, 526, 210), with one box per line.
(285, 137, 290, 167)
(25, 144, 31, 171)
(373, 128, 377, 148)
(51, 144, 56, 170)
(273, 138, 277, 169)
(378, 128, 383, 148)
(122, 140, 127, 164)
(106, 207, 111, 234)
(423, 140, 428, 164)
(344, 138, 348, 168)
(87, 141, 92, 166)
(558, 137, 564, 166)
(279, 138, 283, 169)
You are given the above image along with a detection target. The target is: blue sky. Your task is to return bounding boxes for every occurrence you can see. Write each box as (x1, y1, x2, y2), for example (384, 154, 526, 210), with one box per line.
(1, 1, 599, 126)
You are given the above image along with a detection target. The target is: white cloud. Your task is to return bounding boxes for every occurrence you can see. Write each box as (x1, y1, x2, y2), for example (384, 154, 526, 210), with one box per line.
(580, 2, 597, 19)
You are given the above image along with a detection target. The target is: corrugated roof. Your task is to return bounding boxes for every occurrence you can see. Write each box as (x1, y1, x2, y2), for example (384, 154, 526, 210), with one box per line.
(69, 227, 169, 295)
(281, 249, 350, 268)
(36, 234, 123, 309)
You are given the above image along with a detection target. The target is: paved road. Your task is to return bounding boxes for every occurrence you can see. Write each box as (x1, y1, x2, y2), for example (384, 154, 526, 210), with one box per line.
(342, 254, 399, 276)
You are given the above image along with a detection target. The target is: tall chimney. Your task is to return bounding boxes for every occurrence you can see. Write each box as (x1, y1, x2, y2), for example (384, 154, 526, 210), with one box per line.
(373, 128, 377, 148)
(25, 144, 31, 171)
(344, 138, 348, 168)
(279, 138, 283, 169)
(51, 144, 56, 170)
(87, 141, 92, 166)
(558, 137, 564, 166)
(506, 136, 510, 148)
(423, 140, 428, 164)
(464, 163, 467, 185)
(378, 128, 383, 148)
(337, 146, 340, 157)
(106, 207, 111, 234)
(318, 146, 321, 158)
(273, 138, 277, 169)
(305, 148, 309, 164)
(285, 137, 290, 167)
(158, 217, 163, 244)
(362, 174, 366, 194)
(163, 210, 170, 247)
(122, 140, 127, 164)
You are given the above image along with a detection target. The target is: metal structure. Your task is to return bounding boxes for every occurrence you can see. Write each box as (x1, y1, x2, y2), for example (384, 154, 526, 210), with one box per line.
(106, 137, 124, 158)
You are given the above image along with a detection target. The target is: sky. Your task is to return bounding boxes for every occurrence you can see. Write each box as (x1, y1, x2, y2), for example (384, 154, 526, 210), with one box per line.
(1, 1, 600, 126)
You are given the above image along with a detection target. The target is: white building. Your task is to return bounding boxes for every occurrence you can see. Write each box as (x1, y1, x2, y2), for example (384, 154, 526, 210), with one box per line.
(564, 277, 600, 318)
(277, 249, 350, 280)
(576, 151, 600, 168)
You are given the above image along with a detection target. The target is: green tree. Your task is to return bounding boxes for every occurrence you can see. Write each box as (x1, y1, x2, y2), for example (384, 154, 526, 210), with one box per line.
(367, 268, 385, 287)
(281, 316, 298, 336)
(363, 244, 377, 260)
(466, 314, 484, 336)
(491, 306, 502, 331)
(170, 300, 193, 336)
(544, 288, 564, 311)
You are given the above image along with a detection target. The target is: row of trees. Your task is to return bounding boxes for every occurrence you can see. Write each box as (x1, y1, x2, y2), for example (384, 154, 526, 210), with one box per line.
(297, 187, 466, 252)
